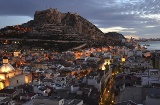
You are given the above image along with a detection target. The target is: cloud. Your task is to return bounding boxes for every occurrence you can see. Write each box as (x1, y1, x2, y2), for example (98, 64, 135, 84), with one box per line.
(99, 27, 136, 33)
(0, 0, 160, 38)
(145, 26, 156, 28)
(140, 14, 160, 22)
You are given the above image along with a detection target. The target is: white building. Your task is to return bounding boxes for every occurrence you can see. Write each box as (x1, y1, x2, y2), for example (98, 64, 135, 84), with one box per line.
(123, 56, 153, 71)
(32, 97, 83, 105)
(145, 95, 160, 105)
(127, 50, 134, 57)
(141, 69, 160, 86)
(135, 50, 142, 57)
(54, 75, 68, 86)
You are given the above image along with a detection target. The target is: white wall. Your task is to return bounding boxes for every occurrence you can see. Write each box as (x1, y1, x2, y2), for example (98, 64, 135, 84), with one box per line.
(9, 74, 25, 87)
(71, 85, 79, 93)
(128, 51, 134, 57)
(136, 50, 142, 57)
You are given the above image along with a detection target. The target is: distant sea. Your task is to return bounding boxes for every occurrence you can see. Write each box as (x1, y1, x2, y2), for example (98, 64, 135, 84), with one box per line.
(138, 41, 160, 51)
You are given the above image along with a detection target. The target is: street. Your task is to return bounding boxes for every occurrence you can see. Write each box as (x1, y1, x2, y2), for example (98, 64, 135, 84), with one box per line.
(99, 77, 114, 105)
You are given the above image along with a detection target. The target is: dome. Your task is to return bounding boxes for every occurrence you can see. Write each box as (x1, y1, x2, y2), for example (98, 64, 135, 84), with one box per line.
(0, 63, 15, 73)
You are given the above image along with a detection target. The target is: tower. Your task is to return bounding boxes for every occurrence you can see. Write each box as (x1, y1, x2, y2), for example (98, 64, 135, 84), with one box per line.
(2, 56, 8, 64)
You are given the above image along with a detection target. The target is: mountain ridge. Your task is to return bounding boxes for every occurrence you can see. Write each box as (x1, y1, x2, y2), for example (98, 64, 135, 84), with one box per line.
(0, 8, 125, 51)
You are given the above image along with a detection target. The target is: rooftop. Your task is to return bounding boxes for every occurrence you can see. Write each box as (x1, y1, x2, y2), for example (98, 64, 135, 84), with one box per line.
(114, 100, 137, 105)
(64, 99, 83, 105)
(35, 96, 63, 101)
(0, 89, 16, 94)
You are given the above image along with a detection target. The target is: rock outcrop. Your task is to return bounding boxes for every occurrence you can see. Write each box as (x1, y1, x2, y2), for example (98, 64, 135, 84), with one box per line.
(33, 8, 104, 41)
(34, 8, 65, 24)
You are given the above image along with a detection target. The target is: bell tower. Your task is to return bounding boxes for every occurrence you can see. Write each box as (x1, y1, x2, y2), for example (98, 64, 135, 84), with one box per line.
(2, 56, 8, 64)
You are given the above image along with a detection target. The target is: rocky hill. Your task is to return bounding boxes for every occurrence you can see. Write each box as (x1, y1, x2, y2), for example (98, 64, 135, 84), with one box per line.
(0, 8, 124, 51)
(104, 32, 126, 46)
(105, 32, 125, 40)
(25, 8, 104, 42)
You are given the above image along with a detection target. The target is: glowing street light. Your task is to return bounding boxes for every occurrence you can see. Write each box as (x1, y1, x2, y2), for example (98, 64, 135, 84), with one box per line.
(121, 57, 125, 62)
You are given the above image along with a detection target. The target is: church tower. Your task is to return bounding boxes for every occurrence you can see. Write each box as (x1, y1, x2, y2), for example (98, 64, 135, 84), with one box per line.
(2, 56, 8, 64)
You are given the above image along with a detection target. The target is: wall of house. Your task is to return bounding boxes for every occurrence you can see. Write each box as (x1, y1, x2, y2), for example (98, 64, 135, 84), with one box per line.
(141, 77, 149, 86)
(33, 86, 48, 96)
(33, 98, 64, 105)
(0, 74, 5, 80)
(34, 64, 42, 69)
(6, 72, 15, 78)
(25, 74, 32, 84)
(55, 76, 67, 85)
(42, 64, 48, 70)
(77, 100, 83, 105)
(0, 93, 12, 97)
(9, 74, 25, 87)
(115, 87, 143, 104)
(87, 79, 97, 85)
(0, 82, 4, 90)
(136, 50, 142, 57)
(127, 51, 134, 57)
(71, 85, 79, 93)
(146, 96, 160, 105)
(94, 83, 100, 90)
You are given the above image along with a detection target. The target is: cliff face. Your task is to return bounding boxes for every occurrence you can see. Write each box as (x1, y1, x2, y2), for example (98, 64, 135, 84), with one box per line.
(34, 8, 65, 24)
(33, 8, 104, 41)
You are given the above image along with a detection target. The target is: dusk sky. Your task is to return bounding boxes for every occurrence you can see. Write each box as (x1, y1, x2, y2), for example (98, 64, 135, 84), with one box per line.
(0, 0, 160, 39)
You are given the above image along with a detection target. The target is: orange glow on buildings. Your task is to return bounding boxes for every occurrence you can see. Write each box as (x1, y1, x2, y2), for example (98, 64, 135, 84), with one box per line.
(0, 56, 32, 90)
(0, 82, 4, 90)
(121, 58, 125, 62)
(25, 75, 29, 84)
